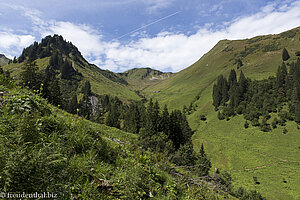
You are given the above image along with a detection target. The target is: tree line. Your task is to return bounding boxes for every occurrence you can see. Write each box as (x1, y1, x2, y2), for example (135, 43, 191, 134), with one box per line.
(18, 55, 212, 177)
(213, 56, 300, 131)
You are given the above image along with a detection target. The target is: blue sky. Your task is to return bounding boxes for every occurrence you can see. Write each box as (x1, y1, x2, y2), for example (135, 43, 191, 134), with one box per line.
(0, 0, 300, 72)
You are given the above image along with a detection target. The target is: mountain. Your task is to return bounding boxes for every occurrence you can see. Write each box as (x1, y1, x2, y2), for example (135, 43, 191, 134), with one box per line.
(144, 27, 300, 110)
(142, 27, 300, 200)
(3, 35, 140, 102)
(1, 75, 235, 199)
(2, 28, 300, 199)
(0, 54, 11, 66)
(119, 67, 173, 90)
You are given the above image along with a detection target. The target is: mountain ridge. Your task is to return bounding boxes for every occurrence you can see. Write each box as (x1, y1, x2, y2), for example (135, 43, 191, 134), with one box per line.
(0, 54, 11, 66)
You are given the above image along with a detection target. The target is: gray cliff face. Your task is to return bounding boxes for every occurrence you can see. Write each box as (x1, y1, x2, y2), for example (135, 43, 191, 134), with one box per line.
(0, 54, 11, 66)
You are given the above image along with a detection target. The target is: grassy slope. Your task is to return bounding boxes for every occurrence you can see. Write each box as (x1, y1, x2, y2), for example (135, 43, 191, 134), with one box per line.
(144, 27, 300, 199)
(144, 27, 300, 110)
(119, 68, 173, 91)
(3, 57, 141, 102)
(0, 78, 231, 199)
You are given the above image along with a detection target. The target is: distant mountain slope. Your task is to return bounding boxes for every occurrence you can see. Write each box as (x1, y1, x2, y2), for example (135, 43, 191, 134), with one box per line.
(3, 35, 140, 102)
(141, 26, 300, 200)
(144, 27, 300, 110)
(119, 67, 173, 90)
(0, 54, 10, 66)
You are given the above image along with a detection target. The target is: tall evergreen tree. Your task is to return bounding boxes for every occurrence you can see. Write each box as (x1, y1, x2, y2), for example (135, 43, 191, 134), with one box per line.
(196, 143, 212, 176)
(124, 103, 142, 134)
(229, 80, 240, 108)
(67, 94, 78, 114)
(82, 81, 92, 96)
(42, 65, 62, 106)
(160, 105, 170, 135)
(105, 101, 120, 128)
(79, 81, 92, 119)
(20, 59, 41, 91)
(238, 71, 248, 101)
(228, 69, 237, 88)
(144, 99, 157, 135)
(213, 83, 222, 108)
(61, 60, 76, 79)
(213, 75, 229, 108)
(282, 48, 290, 61)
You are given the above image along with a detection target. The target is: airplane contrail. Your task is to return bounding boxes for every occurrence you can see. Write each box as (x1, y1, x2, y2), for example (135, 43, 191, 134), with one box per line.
(113, 11, 182, 40)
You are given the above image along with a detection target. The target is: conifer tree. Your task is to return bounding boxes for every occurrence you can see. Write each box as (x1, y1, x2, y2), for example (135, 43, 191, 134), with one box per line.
(68, 94, 78, 114)
(144, 99, 157, 135)
(124, 103, 142, 133)
(61, 60, 76, 79)
(213, 83, 222, 108)
(160, 105, 170, 135)
(42, 65, 62, 106)
(282, 48, 290, 61)
(236, 58, 243, 69)
(82, 81, 92, 96)
(49, 79, 62, 106)
(276, 63, 288, 96)
(294, 101, 300, 124)
(196, 144, 212, 176)
(228, 69, 237, 88)
(12, 56, 17, 63)
(229, 81, 240, 108)
(20, 59, 41, 90)
(79, 81, 92, 119)
(238, 71, 248, 101)
(105, 102, 120, 128)
(213, 75, 229, 108)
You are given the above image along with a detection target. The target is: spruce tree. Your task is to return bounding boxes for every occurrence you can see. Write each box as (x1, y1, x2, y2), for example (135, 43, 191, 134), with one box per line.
(229, 81, 240, 108)
(238, 71, 248, 102)
(105, 102, 120, 128)
(236, 58, 243, 69)
(20, 59, 41, 91)
(144, 99, 157, 135)
(68, 94, 78, 114)
(228, 69, 237, 88)
(79, 81, 92, 119)
(48, 79, 62, 106)
(294, 101, 300, 124)
(160, 105, 170, 134)
(213, 83, 222, 108)
(82, 81, 92, 96)
(197, 144, 211, 176)
(213, 75, 229, 108)
(61, 60, 76, 79)
(282, 48, 290, 61)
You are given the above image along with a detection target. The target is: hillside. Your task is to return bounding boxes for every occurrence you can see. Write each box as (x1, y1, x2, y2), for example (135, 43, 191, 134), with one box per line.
(0, 62, 243, 200)
(144, 27, 300, 110)
(3, 35, 140, 102)
(119, 67, 173, 90)
(1, 28, 299, 199)
(142, 27, 300, 199)
(0, 54, 10, 66)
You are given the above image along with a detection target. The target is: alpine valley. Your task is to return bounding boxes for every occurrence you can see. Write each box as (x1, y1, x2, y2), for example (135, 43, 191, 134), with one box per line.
(1, 27, 300, 200)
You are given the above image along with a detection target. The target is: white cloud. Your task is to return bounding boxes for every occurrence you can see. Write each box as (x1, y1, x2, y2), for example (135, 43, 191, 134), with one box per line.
(0, 1, 299, 72)
(43, 21, 105, 58)
(0, 32, 35, 58)
(96, 1, 300, 72)
(143, 0, 175, 13)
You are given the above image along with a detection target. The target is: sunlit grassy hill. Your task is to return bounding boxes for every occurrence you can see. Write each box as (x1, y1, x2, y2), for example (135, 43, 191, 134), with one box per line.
(141, 27, 300, 200)
(2, 35, 140, 102)
(144, 27, 300, 110)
